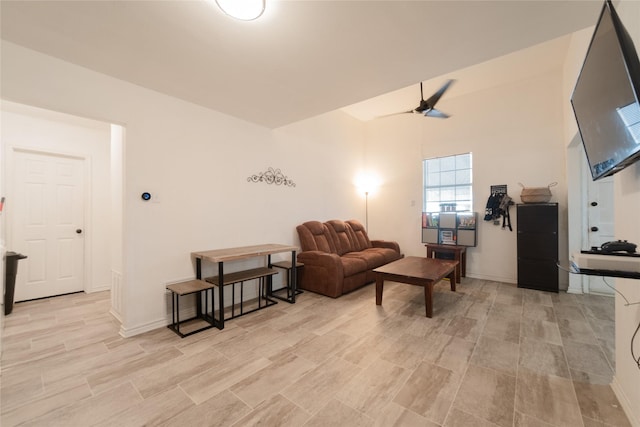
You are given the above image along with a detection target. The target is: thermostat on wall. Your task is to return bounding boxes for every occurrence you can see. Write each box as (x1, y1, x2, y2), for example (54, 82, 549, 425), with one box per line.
(141, 192, 151, 201)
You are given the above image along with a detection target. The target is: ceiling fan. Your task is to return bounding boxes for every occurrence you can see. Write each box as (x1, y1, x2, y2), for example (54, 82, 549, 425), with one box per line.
(382, 79, 455, 119)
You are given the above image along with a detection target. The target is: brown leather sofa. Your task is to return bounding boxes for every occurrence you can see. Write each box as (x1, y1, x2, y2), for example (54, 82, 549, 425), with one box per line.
(296, 219, 401, 297)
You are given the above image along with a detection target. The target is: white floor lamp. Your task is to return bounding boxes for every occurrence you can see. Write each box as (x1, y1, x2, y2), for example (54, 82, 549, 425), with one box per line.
(357, 172, 379, 234)
(365, 191, 369, 233)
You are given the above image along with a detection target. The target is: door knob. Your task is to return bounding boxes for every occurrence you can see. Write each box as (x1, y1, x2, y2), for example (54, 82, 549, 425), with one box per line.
(76, 229, 83, 234)
(590, 226, 599, 232)
(591, 201, 598, 206)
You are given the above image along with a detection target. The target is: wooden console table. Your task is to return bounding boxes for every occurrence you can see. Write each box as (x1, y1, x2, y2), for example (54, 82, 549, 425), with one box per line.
(425, 244, 466, 283)
(192, 244, 298, 330)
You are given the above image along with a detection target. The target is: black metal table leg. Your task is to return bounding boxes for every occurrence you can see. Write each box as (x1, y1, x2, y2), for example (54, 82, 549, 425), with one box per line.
(267, 254, 272, 297)
(218, 262, 225, 329)
(172, 293, 178, 335)
(175, 293, 181, 336)
(290, 250, 297, 303)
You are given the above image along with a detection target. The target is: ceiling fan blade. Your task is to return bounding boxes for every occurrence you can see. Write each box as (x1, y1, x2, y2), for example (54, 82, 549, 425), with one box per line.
(424, 79, 455, 108)
(376, 79, 455, 119)
(424, 108, 450, 119)
(377, 110, 414, 118)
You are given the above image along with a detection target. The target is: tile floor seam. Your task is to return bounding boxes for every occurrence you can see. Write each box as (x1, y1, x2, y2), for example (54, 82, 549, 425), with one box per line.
(443, 319, 481, 427)
(383, 356, 419, 417)
(584, 311, 617, 374)
(1, 283, 629, 426)
(227, 386, 256, 409)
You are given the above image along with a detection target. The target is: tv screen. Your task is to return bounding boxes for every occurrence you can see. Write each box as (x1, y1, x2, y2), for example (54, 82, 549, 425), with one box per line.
(571, 0, 640, 181)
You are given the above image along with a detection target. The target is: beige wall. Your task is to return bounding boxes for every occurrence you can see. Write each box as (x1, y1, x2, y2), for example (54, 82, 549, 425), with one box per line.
(613, 164, 640, 426)
(611, 1, 640, 424)
(562, 1, 640, 423)
(365, 67, 568, 287)
(2, 11, 639, 422)
(0, 41, 366, 336)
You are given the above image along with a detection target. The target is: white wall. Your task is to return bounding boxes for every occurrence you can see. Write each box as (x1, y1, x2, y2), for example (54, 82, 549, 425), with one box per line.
(564, 27, 594, 295)
(0, 101, 112, 293)
(1, 41, 365, 336)
(562, 1, 640, 423)
(613, 166, 640, 426)
(110, 124, 125, 321)
(611, 1, 640, 424)
(3, 21, 638, 423)
(365, 68, 569, 287)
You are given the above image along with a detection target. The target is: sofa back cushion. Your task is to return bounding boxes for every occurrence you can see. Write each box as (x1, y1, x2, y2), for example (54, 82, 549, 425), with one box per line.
(296, 221, 336, 253)
(326, 219, 370, 256)
(346, 220, 373, 251)
(325, 220, 357, 255)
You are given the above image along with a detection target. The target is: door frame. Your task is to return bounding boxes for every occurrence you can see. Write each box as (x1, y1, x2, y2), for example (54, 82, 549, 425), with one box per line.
(567, 134, 589, 294)
(583, 165, 615, 295)
(567, 134, 615, 295)
(6, 145, 93, 297)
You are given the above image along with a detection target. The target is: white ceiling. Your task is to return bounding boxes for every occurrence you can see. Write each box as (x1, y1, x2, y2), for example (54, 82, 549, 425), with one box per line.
(0, 1, 601, 128)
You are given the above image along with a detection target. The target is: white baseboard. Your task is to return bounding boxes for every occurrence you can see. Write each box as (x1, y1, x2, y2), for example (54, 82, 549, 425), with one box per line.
(87, 284, 111, 293)
(118, 306, 197, 338)
(118, 275, 262, 338)
(119, 318, 168, 338)
(465, 273, 516, 284)
(109, 308, 123, 323)
(611, 375, 640, 427)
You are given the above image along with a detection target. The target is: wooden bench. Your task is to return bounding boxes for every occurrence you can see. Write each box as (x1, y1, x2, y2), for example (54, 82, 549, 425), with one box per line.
(205, 267, 278, 321)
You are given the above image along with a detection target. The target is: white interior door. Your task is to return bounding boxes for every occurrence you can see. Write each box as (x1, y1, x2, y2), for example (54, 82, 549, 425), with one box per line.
(12, 150, 85, 301)
(585, 174, 615, 295)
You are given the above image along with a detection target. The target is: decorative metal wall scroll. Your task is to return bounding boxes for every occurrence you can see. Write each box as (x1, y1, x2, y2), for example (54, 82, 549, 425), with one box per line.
(247, 167, 296, 187)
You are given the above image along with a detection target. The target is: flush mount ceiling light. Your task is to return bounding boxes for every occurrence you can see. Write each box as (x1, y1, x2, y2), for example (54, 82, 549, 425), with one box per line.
(214, 0, 266, 21)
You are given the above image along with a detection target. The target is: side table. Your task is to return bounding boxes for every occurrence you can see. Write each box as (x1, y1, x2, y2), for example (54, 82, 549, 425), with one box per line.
(425, 244, 466, 283)
(166, 279, 216, 338)
(269, 260, 304, 303)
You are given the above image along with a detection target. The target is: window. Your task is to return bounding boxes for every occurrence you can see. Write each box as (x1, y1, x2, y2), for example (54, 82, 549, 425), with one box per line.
(423, 153, 472, 213)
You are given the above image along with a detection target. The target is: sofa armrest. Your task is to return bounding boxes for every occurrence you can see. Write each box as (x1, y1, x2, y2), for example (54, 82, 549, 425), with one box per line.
(296, 251, 345, 298)
(371, 240, 400, 253)
(297, 251, 344, 276)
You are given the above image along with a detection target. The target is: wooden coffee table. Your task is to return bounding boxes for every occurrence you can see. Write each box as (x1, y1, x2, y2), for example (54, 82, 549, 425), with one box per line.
(374, 256, 458, 318)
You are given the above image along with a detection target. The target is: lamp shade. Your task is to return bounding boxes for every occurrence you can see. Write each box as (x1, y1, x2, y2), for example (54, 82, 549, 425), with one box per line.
(215, 0, 265, 21)
(355, 172, 380, 196)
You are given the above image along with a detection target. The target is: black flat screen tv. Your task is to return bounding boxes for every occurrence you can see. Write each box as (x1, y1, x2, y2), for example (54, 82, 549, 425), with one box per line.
(571, 0, 640, 181)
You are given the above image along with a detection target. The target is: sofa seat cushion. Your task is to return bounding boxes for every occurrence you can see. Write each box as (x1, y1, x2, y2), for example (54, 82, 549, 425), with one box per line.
(339, 256, 369, 277)
(344, 249, 387, 270)
(370, 247, 402, 264)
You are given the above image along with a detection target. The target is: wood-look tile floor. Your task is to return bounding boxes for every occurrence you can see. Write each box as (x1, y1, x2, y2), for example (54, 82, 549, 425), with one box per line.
(1, 278, 631, 426)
